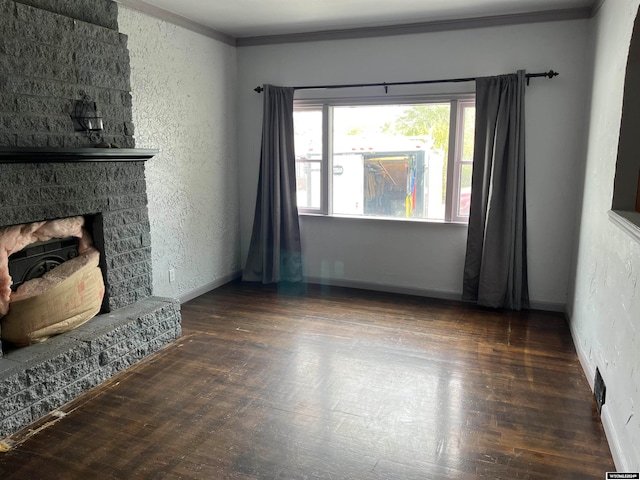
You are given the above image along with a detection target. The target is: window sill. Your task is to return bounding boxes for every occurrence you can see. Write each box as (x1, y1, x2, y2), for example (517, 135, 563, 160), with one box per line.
(609, 209, 640, 242)
(298, 212, 469, 226)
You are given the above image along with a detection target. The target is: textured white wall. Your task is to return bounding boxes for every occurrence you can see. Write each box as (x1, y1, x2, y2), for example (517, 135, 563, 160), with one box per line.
(118, 7, 241, 299)
(237, 20, 591, 308)
(568, 0, 640, 470)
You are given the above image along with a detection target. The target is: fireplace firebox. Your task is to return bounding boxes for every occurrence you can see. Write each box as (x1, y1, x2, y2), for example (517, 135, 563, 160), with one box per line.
(8, 237, 80, 291)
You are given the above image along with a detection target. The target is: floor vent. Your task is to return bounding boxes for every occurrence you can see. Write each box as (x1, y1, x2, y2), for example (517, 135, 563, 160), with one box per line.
(594, 367, 606, 414)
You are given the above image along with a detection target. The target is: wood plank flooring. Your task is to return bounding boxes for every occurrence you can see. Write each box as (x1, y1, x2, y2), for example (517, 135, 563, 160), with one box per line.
(0, 281, 614, 479)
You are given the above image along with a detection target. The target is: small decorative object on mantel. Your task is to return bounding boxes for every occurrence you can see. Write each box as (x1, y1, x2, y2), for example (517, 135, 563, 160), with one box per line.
(94, 142, 121, 148)
(70, 90, 104, 144)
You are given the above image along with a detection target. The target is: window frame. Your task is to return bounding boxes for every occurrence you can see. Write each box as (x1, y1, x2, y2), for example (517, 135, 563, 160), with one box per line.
(293, 104, 326, 213)
(450, 99, 476, 223)
(294, 94, 475, 224)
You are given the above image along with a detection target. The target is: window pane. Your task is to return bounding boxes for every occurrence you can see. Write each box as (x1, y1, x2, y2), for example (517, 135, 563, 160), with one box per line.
(458, 164, 473, 216)
(457, 104, 475, 218)
(294, 109, 322, 209)
(462, 106, 475, 163)
(295, 160, 321, 209)
(331, 104, 450, 220)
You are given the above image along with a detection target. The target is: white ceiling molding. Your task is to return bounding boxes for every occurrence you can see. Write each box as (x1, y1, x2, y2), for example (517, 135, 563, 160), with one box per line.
(237, 7, 592, 47)
(115, 0, 236, 46)
(591, 0, 607, 17)
(115, 0, 593, 47)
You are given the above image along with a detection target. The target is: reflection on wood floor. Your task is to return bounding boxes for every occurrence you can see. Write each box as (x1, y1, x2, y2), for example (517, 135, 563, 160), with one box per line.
(0, 281, 614, 479)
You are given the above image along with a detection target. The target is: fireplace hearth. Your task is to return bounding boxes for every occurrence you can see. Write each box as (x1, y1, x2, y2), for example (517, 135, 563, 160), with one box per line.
(0, 148, 182, 439)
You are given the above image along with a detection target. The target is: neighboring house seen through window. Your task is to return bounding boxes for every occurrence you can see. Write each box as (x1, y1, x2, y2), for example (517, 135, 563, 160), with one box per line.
(294, 96, 475, 223)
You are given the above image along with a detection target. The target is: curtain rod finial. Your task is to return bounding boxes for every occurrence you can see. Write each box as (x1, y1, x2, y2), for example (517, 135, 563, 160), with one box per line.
(254, 86, 264, 93)
(547, 70, 559, 79)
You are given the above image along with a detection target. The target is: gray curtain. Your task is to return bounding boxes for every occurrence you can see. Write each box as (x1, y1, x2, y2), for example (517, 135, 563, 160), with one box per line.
(462, 70, 529, 310)
(243, 85, 303, 283)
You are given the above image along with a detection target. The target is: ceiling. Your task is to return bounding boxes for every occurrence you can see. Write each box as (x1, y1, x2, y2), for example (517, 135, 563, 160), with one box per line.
(127, 0, 596, 39)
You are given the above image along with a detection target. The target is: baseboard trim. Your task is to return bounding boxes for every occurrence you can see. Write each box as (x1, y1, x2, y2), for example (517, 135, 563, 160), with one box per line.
(528, 300, 566, 313)
(568, 317, 596, 390)
(601, 405, 632, 471)
(178, 271, 242, 304)
(304, 276, 463, 301)
(567, 312, 631, 471)
(304, 276, 566, 312)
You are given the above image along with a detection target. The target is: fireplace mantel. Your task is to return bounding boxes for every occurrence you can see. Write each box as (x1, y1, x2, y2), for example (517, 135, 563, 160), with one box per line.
(0, 147, 159, 163)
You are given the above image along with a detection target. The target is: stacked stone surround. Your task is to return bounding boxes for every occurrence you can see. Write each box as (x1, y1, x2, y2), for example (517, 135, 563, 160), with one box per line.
(0, 0, 134, 148)
(0, 297, 181, 438)
(0, 158, 184, 438)
(0, 0, 183, 439)
(0, 160, 153, 315)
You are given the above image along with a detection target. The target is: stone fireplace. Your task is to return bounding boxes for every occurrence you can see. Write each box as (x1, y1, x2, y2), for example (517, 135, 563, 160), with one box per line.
(0, 151, 182, 439)
(0, 1, 182, 438)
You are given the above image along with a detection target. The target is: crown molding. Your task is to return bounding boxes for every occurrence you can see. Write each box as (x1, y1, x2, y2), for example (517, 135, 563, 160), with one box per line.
(114, 2, 595, 49)
(237, 7, 593, 47)
(115, 0, 236, 46)
(591, 0, 607, 17)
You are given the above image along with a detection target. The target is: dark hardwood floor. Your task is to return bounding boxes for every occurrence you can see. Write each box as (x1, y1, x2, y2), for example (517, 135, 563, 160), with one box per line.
(0, 281, 614, 479)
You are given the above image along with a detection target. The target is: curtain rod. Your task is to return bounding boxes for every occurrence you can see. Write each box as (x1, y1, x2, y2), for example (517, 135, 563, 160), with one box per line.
(253, 70, 559, 93)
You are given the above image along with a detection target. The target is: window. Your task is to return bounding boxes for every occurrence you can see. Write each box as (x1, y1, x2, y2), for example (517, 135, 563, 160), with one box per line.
(294, 96, 475, 223)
